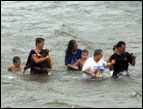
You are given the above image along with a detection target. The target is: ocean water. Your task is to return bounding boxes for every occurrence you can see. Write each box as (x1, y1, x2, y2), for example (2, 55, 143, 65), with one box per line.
(1, 1, 142, 108)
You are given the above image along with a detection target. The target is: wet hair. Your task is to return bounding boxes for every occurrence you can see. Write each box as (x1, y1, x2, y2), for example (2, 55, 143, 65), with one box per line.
(36, 38, 45, 46)
(113, 45, 117, 51)
(13, 56, 20, 64)
(94, 49, 103, 56)
(117, 41, 126, 48)
(66, 40, 77, 53)
(82, 49, 88, 55)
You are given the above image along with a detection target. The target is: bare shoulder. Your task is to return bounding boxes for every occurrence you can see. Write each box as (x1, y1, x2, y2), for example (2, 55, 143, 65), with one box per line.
(8, 64, 14, 71)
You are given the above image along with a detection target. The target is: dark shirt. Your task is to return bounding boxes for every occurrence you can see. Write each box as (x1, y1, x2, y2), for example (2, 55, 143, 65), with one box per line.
(24, 49, 48, 74)
(65, 48, 82, 70)
(110, 52, 133, 76)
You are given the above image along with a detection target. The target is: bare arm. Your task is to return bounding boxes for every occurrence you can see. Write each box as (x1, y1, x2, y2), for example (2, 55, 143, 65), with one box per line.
(131, 59, 136, 66)
(106, 60, 115, 71)
(83, 70, 96, 77)
(106, 54, 112, 63)
(20, 67, 24, 73)
(73, 59, 80, 66)
(48, 56, 53, 68)
(67, 64, 78, 70)
(131, 54, 136, 66)
(32, 54, 49, 64)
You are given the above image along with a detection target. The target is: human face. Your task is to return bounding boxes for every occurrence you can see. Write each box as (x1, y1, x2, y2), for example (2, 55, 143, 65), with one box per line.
(114, 48, 118, 53)
(99, 52, 103, 59)
(73, 42, 77, 51)
(81, 52, 88, 60)
(118, 44, 126, 54)
(95, 52, 103, 61)
(14, 60, 21, 67)
(38, 41, 45, 49)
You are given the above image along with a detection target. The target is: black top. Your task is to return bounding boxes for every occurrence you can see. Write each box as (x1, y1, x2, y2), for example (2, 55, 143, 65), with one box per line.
(24, 49, 42, 71)
(110, 52, 133, 76)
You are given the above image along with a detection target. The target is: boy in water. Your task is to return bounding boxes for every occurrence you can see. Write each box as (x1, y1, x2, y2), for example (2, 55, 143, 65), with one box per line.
(8, 56, 24, 73)
(72, 49, 88, 70)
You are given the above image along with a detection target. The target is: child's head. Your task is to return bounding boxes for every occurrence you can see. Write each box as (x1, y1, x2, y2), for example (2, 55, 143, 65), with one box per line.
(113, 45, 117, 53)
(13, 56, 21, 66)
(81, 49, 88, 59)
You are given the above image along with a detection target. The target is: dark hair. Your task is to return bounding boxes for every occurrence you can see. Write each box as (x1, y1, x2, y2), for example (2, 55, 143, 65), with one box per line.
(94, 49, 103, 56)
(41, 49, 49, 57)
(66, 40, 77, 53)
(82, 49, 88, 55)
(36, 38, 45, 46)
(13, 56, 20, 63)
(113, 45, 117, 51)
(117, 41, 126, 48)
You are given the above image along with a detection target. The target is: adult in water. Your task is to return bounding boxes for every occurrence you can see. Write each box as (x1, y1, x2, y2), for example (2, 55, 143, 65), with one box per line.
(24, 38, 52, 74)
(65, 40, 82, 70)
(110, 41, 136, 78)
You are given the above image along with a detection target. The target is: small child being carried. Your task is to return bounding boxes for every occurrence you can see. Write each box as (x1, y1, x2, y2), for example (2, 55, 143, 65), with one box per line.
(72, 49, 88, 70)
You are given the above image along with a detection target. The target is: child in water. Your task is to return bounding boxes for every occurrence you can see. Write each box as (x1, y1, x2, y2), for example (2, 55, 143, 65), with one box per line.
(72, 49, 88, 70)
(8, 56, 24, 73)
(106, 45, 117, 63)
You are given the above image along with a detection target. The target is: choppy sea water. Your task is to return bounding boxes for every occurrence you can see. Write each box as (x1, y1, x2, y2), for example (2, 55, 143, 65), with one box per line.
(1, 1, 142, 108)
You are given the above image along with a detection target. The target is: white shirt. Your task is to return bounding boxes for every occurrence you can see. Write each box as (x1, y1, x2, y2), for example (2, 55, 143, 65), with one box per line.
(82, 57, 107, 79)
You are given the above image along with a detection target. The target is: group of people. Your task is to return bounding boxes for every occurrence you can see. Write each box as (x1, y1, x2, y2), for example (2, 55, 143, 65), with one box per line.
(8, 38, 136, 79)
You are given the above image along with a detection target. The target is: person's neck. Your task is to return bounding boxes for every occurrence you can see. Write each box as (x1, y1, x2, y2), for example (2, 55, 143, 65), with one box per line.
(36, 46, 41, 51)
(72, 49, 76, 54)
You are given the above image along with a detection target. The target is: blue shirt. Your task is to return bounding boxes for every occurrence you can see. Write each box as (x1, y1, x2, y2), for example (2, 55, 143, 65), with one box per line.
(65, 48, 82, 70)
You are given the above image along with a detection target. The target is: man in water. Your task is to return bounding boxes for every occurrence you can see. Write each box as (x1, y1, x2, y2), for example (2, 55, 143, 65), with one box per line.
(110, 41, 136, 78)
(82, 49, 115, 79)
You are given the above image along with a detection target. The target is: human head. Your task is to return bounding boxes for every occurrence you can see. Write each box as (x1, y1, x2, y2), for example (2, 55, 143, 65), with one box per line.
(117, 41, 126, 54)
(66, 40, 77, 53)
(13, 56, 21, 66)
(36, 38, 45, 49)
(81, 49, 88, 59)
(113, 45, 117, 53)
(94, 49, 103, 60)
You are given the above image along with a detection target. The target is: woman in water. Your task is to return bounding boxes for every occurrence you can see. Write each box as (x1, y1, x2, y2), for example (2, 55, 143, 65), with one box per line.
(24, 38, 52, 74)
(65, 40, 82, 70)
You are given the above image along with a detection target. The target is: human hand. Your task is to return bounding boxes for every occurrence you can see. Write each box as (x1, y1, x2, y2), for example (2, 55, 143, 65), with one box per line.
(111, 60, 116, 64)
(72, 65, 79, 70)
(95, 71, 102, 77)
(132, 53, 136, 59)
(91, 73, 97, 77)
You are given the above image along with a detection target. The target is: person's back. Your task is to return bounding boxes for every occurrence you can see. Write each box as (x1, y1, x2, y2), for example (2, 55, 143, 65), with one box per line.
(8, 56, 24, 73)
